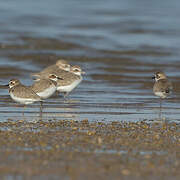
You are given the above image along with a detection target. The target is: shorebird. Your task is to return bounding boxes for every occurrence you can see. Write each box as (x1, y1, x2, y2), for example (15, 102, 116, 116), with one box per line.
(31, 59, 71, 80)
(152, 71, 172, 118)
(6, 79, 42, 116)
(6, 79, 42, 105)
(56, 65, 85, 97)
(31, 74, 62, 99)
(30, 74, 62, 115)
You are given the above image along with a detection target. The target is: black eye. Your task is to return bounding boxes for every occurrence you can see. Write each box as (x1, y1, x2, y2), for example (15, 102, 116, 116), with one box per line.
(75, 69, 79, 72)
(50, 75, 56, 78)
(156, 74, 160, 79)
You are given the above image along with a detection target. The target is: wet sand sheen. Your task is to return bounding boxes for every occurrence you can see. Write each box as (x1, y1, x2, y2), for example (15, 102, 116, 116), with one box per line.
(0, 120, 179, 180)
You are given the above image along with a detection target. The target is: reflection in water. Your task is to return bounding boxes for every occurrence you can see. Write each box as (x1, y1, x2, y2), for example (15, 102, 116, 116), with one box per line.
(0, 0, 180, 123)
(0, 93, 80, 122)
(95, 149, 168, 156)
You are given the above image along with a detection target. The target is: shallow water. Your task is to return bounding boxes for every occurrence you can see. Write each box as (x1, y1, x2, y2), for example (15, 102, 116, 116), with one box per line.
(0, 0, 180, 123)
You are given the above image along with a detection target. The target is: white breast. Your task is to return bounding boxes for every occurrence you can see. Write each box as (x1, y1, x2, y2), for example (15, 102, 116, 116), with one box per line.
(57, 77, 82, 93)
(36, 85, 56, 99)
(10, 92, 38, 104)
(154, 92, 167, 98)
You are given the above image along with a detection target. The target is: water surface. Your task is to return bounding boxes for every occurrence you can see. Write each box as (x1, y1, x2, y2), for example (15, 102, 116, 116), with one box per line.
(0, 0, 180, 123)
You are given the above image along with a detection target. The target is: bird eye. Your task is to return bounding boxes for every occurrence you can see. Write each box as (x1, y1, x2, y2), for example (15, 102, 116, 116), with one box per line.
(49, 74, 56, 78)
(156, 75, 160, 79)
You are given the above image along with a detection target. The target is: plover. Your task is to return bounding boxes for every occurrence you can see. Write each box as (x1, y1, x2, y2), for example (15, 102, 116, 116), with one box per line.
(31, 74, 62, 99)
(31, 59, 71, 80)
(6, 79, 42, 105)
(152, 71, 172, 118)
(56, 65, 85, 97)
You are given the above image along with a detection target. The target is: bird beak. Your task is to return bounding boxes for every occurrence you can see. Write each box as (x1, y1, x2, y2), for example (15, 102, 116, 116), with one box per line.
(1, 84, 9, 88)
(152, 76, 155, 80)
(57, 77, 64, 80)
(81, 71, 86, 75)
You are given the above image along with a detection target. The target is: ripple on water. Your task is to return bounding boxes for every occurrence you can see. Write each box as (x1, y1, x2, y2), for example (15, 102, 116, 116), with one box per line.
(0, 1, 180, 123)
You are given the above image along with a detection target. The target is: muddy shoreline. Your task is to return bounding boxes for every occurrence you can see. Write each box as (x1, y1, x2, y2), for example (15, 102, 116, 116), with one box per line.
(0, 120, 179, 180)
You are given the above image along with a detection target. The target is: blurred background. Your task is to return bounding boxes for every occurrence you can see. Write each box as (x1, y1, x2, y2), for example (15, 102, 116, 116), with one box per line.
(0, 0, 180, 122)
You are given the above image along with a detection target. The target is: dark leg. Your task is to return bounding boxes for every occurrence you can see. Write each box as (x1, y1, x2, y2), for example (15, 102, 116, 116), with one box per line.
(39, 101, 43, 118)
(56, 91, 60, 97)
(56, 91, 67, 98)
(23, 105, 26, 116)
(63, 92, 71, 103)
(159, 98, 162, 119)
(63, 92, 69, 98)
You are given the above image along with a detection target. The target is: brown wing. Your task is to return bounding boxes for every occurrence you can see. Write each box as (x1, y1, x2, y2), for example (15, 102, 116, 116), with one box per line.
(11, 85, 41, 100)
(32, 67, 69, 80)
(31, 64, 58, 78)
(31, 79, 55, 93)
(56, 73, 80, 86)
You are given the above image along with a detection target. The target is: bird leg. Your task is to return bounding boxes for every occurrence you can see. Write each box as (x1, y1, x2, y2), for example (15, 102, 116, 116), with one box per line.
(63, 92, 71, 103)
(159, 98, 162, 120)
(23, 105, 26, 116)
(63, 92, 69, 98)
(56, 91, 60, 97)
(39, 101, 43, 119)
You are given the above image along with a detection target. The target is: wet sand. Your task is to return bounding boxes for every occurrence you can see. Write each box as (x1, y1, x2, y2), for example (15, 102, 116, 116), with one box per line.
(0, 120, 179, 180)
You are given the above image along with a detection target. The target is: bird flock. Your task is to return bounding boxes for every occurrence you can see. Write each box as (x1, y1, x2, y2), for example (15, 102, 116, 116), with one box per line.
(6, 59, 85, 106)
(5, 61, 172, 118)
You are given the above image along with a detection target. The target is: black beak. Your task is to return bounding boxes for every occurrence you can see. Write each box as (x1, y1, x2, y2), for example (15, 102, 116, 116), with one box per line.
(57, 77, 64, 80)
(0, 84, 9, 88)
(152, 76, 155, 80)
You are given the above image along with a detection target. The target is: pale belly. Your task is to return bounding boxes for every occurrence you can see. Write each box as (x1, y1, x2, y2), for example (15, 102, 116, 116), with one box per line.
(154, 91, 167, 98)
(10, 93, 38, 104)
(57, 78, 82, 93)
(36, 85, 56, 99)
